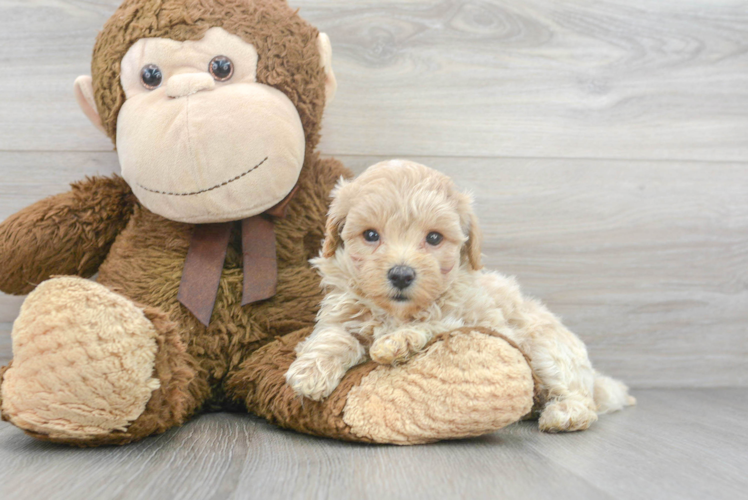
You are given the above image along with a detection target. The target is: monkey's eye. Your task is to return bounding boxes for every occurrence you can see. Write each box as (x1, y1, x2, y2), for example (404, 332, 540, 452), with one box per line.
(209, 56, 234, 81)
(426, 232, 444, 246)
(363, 229, 380, 243)
(140, 64, 163, 90)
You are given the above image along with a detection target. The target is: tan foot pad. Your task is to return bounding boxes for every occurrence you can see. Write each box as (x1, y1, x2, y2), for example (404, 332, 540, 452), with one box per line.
(1, 277, 160, 439)
(343, 330, 534, 444)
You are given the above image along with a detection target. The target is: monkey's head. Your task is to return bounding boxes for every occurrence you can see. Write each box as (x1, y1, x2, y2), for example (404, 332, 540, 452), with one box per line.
(74, 0, 336, 224)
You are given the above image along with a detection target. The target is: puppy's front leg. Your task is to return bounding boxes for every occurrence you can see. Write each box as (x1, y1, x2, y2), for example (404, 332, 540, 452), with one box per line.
(370, 325, 435, 365)
(285, 326, 366, 401)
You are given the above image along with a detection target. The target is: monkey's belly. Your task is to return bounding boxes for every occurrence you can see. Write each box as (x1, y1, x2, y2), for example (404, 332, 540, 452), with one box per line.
(96, 206, 321, 387)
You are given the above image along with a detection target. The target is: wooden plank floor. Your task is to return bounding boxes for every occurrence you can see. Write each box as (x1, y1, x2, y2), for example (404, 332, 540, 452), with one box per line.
(0, 389, 746, 500)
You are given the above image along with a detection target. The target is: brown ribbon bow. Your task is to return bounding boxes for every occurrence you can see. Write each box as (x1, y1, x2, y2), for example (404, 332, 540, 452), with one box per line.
(177, 186, 299, 326)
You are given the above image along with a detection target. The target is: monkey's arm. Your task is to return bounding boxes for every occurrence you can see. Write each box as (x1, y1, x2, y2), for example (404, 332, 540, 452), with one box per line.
(0, 175, 135, 295)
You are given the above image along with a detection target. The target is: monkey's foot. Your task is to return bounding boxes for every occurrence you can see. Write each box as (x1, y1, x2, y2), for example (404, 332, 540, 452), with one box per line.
(1, 277, 160, 439)
(344, 329, 534, 443)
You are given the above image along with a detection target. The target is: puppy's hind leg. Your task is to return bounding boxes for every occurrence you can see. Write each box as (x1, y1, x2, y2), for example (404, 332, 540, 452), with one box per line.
(532, 343, 599, 433)
(512, 299, 600, 432)
(481, 271, 632, 431)
(594, 371, 636, 414)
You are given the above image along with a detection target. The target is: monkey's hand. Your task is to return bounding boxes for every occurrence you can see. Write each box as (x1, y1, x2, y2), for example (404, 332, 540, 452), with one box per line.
(0, 175, 135, 295)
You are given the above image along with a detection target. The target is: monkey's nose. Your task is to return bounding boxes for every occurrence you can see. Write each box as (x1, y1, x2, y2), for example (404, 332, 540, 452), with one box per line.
(388, 266, 416, 290)
(166, 73, 216, 98)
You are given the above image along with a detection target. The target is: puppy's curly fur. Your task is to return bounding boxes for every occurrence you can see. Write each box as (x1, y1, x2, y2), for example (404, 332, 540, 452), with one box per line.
(286, 160, 635, 432)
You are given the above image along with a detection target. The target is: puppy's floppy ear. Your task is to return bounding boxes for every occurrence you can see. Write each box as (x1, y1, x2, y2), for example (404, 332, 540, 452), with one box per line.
(321, 214, 345, 258)
(457, 191, 483, 270)
(321, 177, 351, 258)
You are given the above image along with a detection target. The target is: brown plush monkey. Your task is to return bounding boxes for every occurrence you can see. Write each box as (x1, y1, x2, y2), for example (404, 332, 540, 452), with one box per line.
(0, 0, 534, 446)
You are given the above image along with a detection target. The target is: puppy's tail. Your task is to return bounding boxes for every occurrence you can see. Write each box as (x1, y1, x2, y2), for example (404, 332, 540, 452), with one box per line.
(593, 371, 637, 414)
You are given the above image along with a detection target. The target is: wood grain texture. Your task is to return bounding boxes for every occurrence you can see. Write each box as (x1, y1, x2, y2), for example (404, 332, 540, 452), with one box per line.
(0, 389, 745, 500)
(1, 152, 746, 388)
(0, 0, 746, 160)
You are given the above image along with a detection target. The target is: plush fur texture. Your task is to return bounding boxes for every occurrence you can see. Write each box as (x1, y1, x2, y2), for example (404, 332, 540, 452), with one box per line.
(92, 0, 327, 153)
(114, 27, 310, 223)
(0, 0, 348, 444)
(342, 329, 535, 444)
(226, 326, 534, 444)
(287, 160, 635, 432)
(0, 0, 536, 445)
(0, 176, 135, 295)
(2, 277, 160, 439)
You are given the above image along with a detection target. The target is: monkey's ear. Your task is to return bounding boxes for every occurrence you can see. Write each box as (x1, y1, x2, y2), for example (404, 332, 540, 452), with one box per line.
(74, 76, 107, 135)
(317, 33, 337, 104)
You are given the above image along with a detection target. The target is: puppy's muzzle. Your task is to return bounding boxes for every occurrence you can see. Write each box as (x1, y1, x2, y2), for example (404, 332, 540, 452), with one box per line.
(388, 265, 416, 290)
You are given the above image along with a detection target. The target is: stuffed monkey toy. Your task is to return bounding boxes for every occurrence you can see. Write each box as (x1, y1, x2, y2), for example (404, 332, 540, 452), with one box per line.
(0, 0, 534, 446)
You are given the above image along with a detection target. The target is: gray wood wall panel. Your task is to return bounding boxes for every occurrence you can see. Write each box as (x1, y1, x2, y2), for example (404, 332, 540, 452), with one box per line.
(0, 0, 746, 161)
(0, 0, 746, 388)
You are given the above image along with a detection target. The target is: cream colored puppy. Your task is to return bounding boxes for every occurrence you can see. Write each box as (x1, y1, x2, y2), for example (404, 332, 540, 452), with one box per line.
(286, 160, 635, 432)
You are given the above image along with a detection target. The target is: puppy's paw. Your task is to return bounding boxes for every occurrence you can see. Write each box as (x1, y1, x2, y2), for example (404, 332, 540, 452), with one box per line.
(285, 354, 344, 401)
(539, 398, 598, 432)
(370, 331, 421, 365)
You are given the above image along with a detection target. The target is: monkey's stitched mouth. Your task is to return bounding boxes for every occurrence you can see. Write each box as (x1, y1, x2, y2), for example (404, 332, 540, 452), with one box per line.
(136, 156, 269, 197)
(391, 294, 410, 302)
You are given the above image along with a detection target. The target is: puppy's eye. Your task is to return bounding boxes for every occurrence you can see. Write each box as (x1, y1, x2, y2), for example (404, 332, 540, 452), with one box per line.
(363, 229, 380, 242)
(426, 232, 444, 246)
(209, 56, 234, 81)
(141, 64, 163, 90)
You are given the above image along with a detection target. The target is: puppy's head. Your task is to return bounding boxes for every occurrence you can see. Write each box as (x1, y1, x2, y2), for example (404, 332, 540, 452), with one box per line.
(319, 160, 482, 318)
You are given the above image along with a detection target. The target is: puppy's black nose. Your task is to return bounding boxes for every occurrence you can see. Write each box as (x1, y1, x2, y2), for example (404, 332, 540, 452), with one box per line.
(388, 266, 416, 290)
